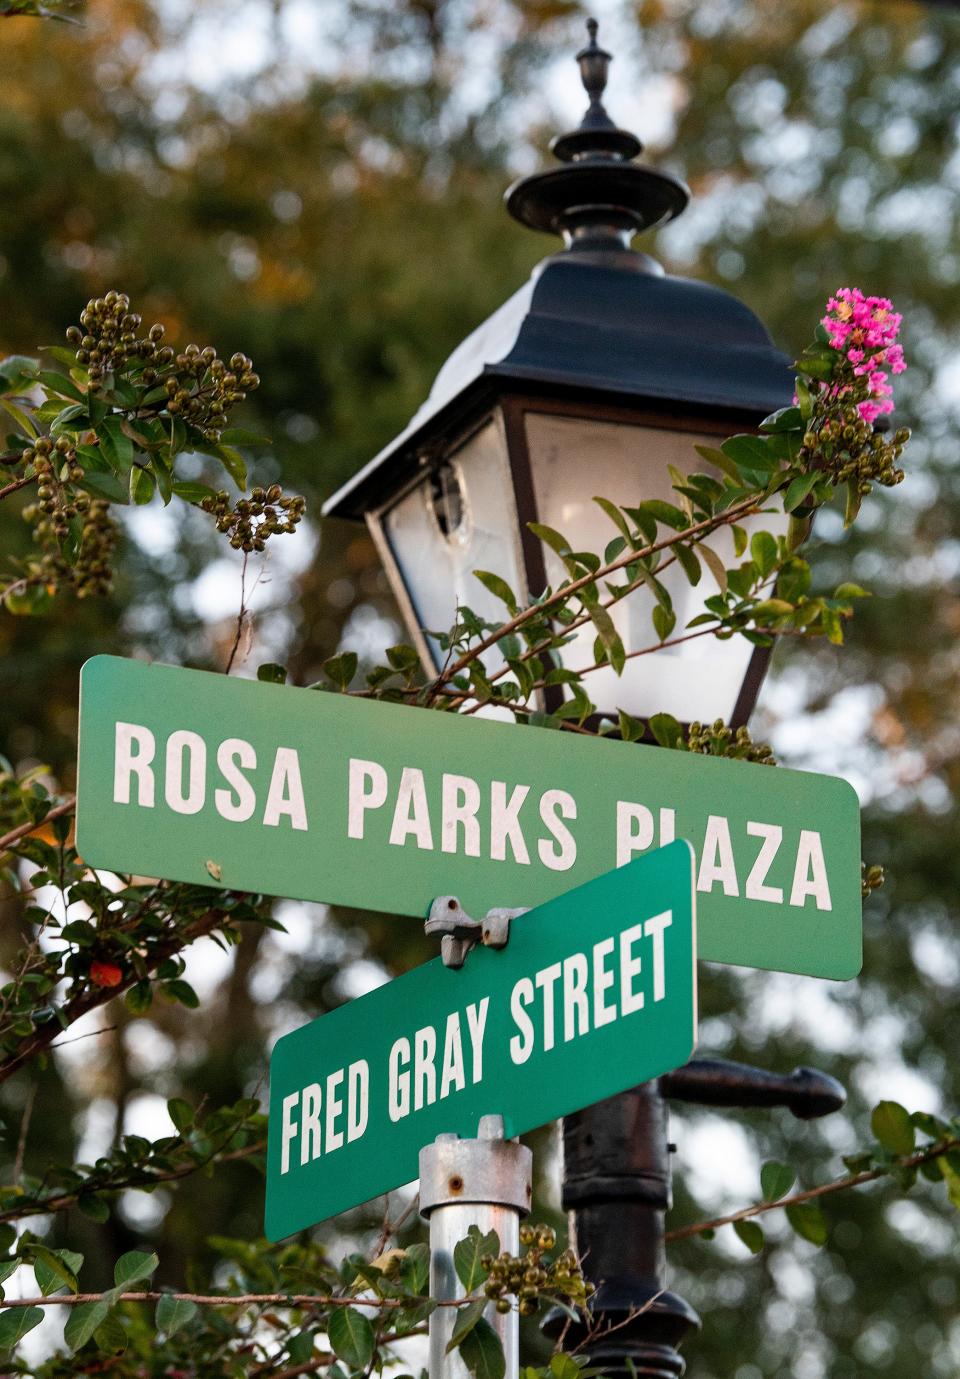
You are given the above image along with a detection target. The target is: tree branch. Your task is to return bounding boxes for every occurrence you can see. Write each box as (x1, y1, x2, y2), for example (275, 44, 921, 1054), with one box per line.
(0, 796, 75, 854)
(665, 1135, 960, 1244)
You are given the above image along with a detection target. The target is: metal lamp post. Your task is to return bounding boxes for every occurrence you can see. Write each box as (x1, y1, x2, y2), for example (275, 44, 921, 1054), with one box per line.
(323, 18, 794, 727)
(322, 17, 829, 1379)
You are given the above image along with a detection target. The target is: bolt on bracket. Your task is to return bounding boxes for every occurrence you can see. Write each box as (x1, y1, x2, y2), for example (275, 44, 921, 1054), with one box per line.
(425, 896, 528, 968)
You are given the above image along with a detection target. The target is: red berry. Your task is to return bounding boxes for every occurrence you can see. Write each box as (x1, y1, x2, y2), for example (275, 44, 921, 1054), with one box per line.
(90, 960, 123, 988)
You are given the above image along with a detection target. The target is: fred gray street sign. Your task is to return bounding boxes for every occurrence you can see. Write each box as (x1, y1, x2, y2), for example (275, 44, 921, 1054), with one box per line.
(76, 655, 862, 979)
(265, 841, 697, 1238)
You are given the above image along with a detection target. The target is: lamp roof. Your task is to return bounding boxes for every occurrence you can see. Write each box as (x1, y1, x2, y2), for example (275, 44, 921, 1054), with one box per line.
(323, 19, 793, 522)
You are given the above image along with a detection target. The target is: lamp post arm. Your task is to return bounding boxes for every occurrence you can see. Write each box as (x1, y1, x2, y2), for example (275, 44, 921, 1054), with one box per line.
(660, 1058, 846, 1121)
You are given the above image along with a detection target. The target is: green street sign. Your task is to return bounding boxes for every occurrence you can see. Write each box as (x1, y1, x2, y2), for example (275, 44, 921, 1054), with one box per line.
(76, 655, 862, 979)
(265, 841, 697, 1238)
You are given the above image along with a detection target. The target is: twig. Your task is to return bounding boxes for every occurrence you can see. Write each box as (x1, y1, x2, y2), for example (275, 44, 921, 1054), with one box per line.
(0, 1290, 473, 1309)
(665, 1135, 960, 1244)
(50, 1023, 117, 1051)
(12, 1085, 36, 1184)
(0, 796, 75, 854)
(0, 473, 34, 502)
(0, 1136, 264, 1225)
(225, 551, 250, 674)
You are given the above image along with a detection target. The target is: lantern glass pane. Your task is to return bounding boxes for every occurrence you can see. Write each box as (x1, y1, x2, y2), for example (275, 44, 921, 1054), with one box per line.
(526, 412, 786, 723)
(381, 416, 527, 674)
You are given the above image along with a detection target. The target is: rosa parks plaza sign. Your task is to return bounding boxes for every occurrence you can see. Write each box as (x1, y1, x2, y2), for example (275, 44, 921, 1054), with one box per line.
(76, 655, 862, 978)
(265, 842, 697, 1237)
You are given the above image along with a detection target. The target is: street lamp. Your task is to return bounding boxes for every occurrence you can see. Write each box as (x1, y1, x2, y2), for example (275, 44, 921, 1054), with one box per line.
(323, 19, 794, 727)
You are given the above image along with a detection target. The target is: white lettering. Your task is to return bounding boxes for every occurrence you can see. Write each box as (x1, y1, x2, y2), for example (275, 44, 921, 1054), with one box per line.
(538, 790, 577, 871)
(348, 759, 388, 839)
(790, 830, 832, 911)
(490, 781, 531, 864)
(300, 1083, 322, 1166)
(280, 1091, 299, 1175)
(324, 1068, 344, 1152)
(389, 767, 434, 850)
(466, 998, 489, 1084)
(348, 1060, 369, 1143)
(439, 1012, 466, 1098)
(746, 822, 783, 903)
(388, 1038, 410, 1122)
(441, 774, 481, 856)
(114, 723, 156, 807)
(643, 911, 672, 1002)
(263, 748, 308, 830)
(563, 953, 590, 1042)
(414, 1025, 437, 1110)
(592, 937, 617, 1028)
(215, 738, 257, 822)
(697, 815, 739, 895)
(509, 978, 535, 1064)
(535, 961, 563, 1050)
(165, 730, 206, 816)
(619, 922, 645, 1015)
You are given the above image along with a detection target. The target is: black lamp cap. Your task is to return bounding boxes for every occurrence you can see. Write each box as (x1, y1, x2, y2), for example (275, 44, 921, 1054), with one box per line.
(505, 18, 688, 248)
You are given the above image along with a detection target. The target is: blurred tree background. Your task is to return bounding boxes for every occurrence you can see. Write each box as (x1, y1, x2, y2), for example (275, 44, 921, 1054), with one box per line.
(0, 0, 958, 1375)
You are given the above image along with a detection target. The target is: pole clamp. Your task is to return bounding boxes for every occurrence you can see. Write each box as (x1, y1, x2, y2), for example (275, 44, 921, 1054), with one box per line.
(425, 897, 528, 968)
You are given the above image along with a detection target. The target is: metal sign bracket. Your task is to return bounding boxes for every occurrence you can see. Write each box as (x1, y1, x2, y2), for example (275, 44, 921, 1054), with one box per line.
(425, 896, 529, 968)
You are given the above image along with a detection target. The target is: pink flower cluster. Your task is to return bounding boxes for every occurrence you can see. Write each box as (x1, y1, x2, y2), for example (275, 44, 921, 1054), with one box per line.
(822, 288, 906, 425)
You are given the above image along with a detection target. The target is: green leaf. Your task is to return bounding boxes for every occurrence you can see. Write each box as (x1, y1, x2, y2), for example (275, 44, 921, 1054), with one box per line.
(257, 663, 288, 685)
(872, 1101, 915, 1156)
(36, 369, 86, 404)
(114, 1250, 159, 1289)
(796, 376, 813, 420)
(454, 1225, 498, 1293)
(693, 443, 743, 483)
(65, 1297, 113, 1351)
(446, 1298, 487, 1352)
(750, 530, 778, 579)
(698, 544, 728, 594)
(760, 405, 804, 433)
(617, 710, 645, 743)
(652, 603, 676, 642)
(94, 1312, 127, 1354)
(549, 1355, 583, 1379)
(399, 1242, 430, 1296)
(99, 416, 135, 473)
(211, 444, 248, 490)
(171, 480, 217, 503)
(322, 652, 358, 691)
(648, 712, 683, 750)
(33, 1247, 83, 1295)
(785, 1201, 827, 1246)
(721, 435, 780, 473)
(155, 1294, 198, 1336)
(77, 1193, 109, 1222)
(162, 980, 199, 1009)
(0, 355, 40, 392)
(0, 1306, 44, 1350)
(473, 570, 518, 615)
(834, 583, 870, 599)
(760, 1160, 796, 1201)
(587, 603, 625, 675)
(782, 472, 820, 513)
(328, 1306, 375, 1371)
(674, 543, 701, 586)
(733, 1219, 765, 1254)
(528, 522, 572, 559)
(129, 466, 154, 505)
(843, 479, 863, 528)
(167, 1098, 193, 1133)
(125, 981, 152, 1015)
(633, 498, 689, 531)
(459, 1316, 505, 1379)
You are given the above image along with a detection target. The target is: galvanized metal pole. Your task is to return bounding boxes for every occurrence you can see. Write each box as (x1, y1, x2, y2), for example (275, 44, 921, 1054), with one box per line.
(420, 1114, 532, 1379)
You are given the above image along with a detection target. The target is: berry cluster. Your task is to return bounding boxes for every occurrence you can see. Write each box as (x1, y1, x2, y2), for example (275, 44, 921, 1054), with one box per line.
(65, 291, 261, 444)
(686, 720, 776, 766)
(20, 435, 88, 540)
(862, 862, 885, 898)
(200, 485, 306, 554)
(481, 1223, 594, 1319)
(802, 411, 909, 496)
